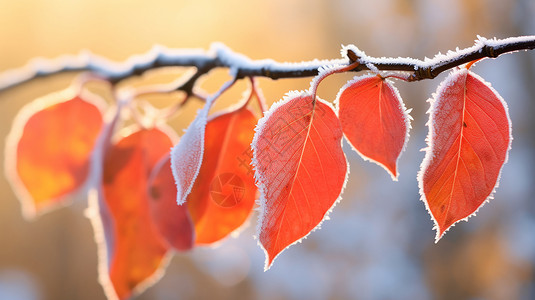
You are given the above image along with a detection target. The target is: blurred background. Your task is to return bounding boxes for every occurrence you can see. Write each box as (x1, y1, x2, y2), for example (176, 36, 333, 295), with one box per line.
(1, 0, 535, 299)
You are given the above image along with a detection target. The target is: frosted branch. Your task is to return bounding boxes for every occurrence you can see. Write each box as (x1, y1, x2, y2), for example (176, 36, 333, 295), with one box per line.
(344, 35, 535, 81)
(1, 36, 534, 93)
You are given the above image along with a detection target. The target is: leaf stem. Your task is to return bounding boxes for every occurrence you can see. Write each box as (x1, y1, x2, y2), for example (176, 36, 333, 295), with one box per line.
(250, 77, 268, 113)
(310, 62, 361, 101)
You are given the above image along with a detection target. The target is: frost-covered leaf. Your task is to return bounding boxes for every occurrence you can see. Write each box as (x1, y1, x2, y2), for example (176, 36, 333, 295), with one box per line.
(170, 104, 210, 205)
(170, 79, 234, 205)
(148, 155, 195, 251)
(187, 105, 258, 245)
(97, 126, 177, 300)
(337, 75, 410, 180)
(252, 92, 348, 270)
(418, 69, 511, 241)
(5, 89, 104, 219)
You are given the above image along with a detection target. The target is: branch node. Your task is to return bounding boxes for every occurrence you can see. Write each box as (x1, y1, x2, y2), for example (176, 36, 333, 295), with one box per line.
(346, 49, 360, 63)
(483, 45, 498, 58)
(411, 66, 433, 81)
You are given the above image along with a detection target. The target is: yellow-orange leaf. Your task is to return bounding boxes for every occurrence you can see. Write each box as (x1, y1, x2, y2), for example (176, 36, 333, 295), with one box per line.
(5, 90, 104, 218)
(186, 106, 258, 245)
(101, 127, 176, 300)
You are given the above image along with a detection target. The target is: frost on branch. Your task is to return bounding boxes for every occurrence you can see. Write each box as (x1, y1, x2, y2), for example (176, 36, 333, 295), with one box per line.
(418, 68, 512, 242)
(252, 91, 348, 270)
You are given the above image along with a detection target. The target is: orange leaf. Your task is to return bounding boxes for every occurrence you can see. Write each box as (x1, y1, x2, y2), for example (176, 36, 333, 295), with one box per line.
(337, 75, 410, 180)
(148, 155, 195, 251)
(252, 92, 348, 270)
(100, 126, 177, 300)
(187, 106, 258, 245)
(418, 69, 511, 241)
(5, 89, 104, 218)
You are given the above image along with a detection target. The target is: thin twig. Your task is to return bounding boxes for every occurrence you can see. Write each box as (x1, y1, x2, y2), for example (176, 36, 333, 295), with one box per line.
(344, 36, 535, 81)
(1, 36, 534, 93)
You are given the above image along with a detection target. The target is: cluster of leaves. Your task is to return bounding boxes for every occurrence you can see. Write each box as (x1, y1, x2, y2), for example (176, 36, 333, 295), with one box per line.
(252, 62, 510, 269)
(5, 76, 262, 299)
(4, 49, 512, 299)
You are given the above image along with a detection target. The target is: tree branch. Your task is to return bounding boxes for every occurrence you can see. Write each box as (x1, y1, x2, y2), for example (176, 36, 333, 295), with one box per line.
(345, 35, 535, 81)
(1, 36, 534, 93)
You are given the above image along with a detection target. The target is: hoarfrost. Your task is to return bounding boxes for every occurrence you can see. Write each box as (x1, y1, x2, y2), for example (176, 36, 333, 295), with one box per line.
(170, 76, 236, 205)
(2, 36, 533, 92)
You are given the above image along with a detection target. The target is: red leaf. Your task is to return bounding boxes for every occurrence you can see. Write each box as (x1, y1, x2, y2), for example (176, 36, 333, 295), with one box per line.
(418, 69, 511, 241)
(5, 89, 104, 218)
(337, 75, 410, 180)
(187, 106, 258, 245)
(99, 126, 177, 300)
(252, 92, 348, 270)
(148, 155, 195, 251)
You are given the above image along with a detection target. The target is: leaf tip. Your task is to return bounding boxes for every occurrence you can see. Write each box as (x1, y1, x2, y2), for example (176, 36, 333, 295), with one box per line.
(255, 234, 276, 272)
(385, 164, 399, 182)
(264, 256, 275, 272)
(434, 226, 447, 243)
